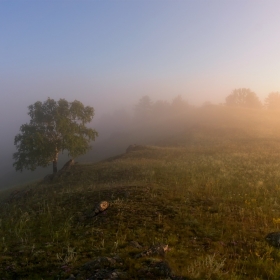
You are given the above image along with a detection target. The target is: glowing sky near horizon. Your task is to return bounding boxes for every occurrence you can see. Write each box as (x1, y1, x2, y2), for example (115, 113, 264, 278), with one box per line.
(1, 0, 280, 119)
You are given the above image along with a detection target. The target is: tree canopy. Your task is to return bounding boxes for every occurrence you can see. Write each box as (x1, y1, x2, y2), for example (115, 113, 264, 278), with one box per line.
(171, 95, 190, 113)
(225, 88, 262, 108)
(13, 98, 98, 174)
(265, 92, 280, 110)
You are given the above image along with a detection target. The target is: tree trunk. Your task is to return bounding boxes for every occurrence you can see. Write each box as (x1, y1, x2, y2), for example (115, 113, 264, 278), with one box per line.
(53, 150, 59, 174)
(53, 160, 58, 174)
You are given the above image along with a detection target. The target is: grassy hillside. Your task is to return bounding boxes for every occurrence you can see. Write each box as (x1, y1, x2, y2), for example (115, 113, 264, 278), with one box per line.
(2, 107, 280, 279)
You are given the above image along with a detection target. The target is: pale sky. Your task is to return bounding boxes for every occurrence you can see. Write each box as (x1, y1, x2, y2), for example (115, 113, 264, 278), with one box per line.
(1, 0, 280, 121)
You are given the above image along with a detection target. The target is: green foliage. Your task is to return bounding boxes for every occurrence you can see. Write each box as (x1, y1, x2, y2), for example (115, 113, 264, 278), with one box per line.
(13, 98, 98, 173)
(225, 88, 262, 108)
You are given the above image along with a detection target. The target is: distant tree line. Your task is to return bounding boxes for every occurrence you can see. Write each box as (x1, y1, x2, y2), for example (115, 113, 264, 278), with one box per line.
(97, 88, 280, 143)
(96, 89, 280, 145)
(134, 89, 280, 115)
(225, 88, 280, 110)
(134, 95, 192, 122)
(95, 94, 192, 141)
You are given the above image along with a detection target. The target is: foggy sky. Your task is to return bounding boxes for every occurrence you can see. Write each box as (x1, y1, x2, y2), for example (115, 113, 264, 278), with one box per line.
(2, 0, 280, 183)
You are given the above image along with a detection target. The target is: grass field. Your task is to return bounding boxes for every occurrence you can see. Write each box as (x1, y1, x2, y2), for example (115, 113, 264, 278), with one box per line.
(2, 106, 280, 279)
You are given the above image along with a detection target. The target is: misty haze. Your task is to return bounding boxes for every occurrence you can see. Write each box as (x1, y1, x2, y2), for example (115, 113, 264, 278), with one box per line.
(2, 1, 280, 279)
(2, 91, 279, 189)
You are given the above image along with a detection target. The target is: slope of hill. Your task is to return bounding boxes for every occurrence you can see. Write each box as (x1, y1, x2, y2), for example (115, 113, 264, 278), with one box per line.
(2, 107, 280, 279)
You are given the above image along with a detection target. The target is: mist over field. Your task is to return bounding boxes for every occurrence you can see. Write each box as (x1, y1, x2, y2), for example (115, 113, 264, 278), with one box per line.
(4, 2, 280, 278)
(0, 95, 193, 188)
(2, 90, 280, 189)
(2, 0, 280, 189)
(4, 91, 280, 278)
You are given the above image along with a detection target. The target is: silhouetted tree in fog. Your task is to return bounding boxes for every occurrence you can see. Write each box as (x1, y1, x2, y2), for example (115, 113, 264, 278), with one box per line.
(171, 95, 190, 114)
(134, 95, 153, 122)
(225, 88, 262, 108)
(265, 92, 280, 110)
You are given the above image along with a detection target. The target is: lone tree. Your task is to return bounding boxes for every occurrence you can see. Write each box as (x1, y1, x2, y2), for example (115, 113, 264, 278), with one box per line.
(13, 98, 98, 174)
(225, 88, 262, 108)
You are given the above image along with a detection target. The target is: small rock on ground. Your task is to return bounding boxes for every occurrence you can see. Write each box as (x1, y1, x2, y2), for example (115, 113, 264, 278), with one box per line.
(94, 201, 110, 215)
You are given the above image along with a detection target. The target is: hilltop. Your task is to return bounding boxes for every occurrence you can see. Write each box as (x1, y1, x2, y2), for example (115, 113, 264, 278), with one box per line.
(2, 107, 280, 279)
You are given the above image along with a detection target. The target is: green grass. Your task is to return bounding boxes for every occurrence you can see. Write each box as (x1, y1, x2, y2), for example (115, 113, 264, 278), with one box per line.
(2, 108, 280, 279)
